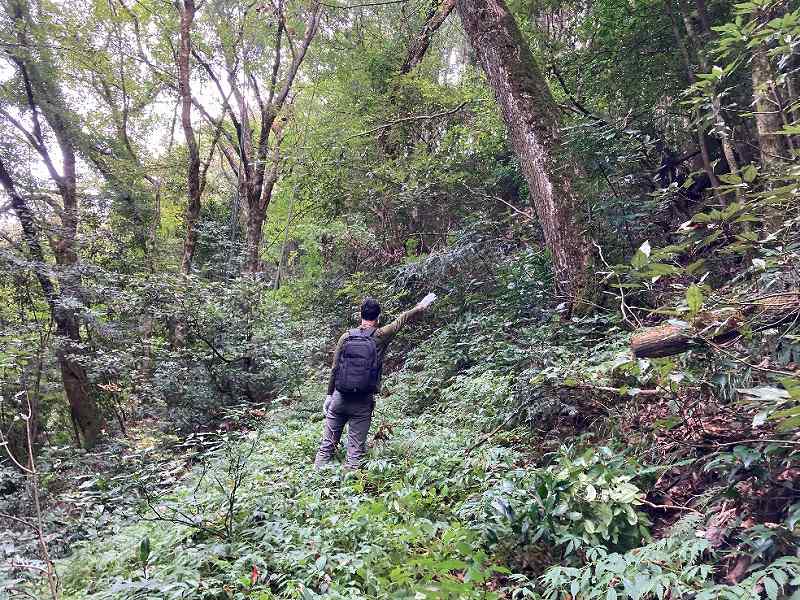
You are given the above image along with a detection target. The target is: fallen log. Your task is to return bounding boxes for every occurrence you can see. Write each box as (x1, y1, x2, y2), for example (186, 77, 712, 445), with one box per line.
(631, 292, 799, 359)
(631, 324, 697, 358)
(631, 320, 743, 358)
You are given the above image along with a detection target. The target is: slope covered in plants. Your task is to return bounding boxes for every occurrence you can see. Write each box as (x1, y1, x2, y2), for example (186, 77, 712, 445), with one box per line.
(1, 0, 800, 597)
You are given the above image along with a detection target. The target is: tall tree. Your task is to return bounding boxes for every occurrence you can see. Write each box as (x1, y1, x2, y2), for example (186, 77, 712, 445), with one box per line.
(457, 0, 592, 304)
(0, 0, 203, 444)
(176, 0, 203, 274)
(751, 44, 789, 163)
(673, 0, 740, 202)
(664, 0, 721, 196)
(190, 0, 322, 273)
(1, 0, 106, 447)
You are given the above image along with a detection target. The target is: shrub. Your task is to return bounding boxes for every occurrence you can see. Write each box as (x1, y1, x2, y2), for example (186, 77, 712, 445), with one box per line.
(461, 444, 650, 570)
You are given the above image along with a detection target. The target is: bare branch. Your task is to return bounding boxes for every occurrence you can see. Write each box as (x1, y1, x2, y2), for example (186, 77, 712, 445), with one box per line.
(346, 100, 469, 140)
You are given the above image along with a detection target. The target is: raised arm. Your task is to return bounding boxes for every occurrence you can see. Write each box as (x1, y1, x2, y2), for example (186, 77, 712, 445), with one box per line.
(377, 293, 436, 342)
(376, 304, 425, 343)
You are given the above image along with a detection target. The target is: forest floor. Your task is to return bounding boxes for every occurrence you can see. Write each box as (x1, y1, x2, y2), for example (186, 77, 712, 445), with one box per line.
(48, 381, 537, 598)
(3, 288, 799, 599)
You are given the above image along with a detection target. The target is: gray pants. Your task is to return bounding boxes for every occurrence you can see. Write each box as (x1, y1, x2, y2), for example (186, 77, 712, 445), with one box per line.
(314, 390, 374, 469)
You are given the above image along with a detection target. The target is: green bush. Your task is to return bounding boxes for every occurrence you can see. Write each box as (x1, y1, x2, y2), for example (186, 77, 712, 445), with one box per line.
(461, 444, 651, 569)
(542, 514, 800, 600)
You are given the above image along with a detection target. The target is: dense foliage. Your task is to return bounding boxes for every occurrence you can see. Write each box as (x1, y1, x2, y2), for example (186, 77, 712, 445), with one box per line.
(1, 0, 799, 597)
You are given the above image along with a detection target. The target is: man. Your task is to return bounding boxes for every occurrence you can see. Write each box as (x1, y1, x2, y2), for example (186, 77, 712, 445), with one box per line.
(314, 293, 436, 469)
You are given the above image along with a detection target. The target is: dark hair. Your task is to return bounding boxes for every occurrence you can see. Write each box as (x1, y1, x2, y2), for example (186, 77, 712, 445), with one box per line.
(360, 297, 381, 321)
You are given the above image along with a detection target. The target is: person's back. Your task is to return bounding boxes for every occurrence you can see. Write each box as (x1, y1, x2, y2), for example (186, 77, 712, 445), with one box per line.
(314, 294, 435, 469)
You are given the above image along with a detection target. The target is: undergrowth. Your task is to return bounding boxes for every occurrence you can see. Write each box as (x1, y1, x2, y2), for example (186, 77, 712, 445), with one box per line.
(5, 211, 800, 599)
(28, 273, 800, 598)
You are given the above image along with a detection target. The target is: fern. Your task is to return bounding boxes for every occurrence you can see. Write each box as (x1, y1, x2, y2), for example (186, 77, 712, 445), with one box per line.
(542, 514, 800, 600)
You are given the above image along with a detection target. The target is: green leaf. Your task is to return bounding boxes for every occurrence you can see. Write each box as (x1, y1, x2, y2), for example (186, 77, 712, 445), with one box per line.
(686, 284, 703, 316)
(777, 415, 800, 432)
(721, 202, 744, 219)
(780, 377, 800, 400)
(771, 405, 800, 419)
(732, 445, 761, 468)
(734, 214, 760, 223)
(753, 411, 768, 428)
(785, 502, 800, 530)
(764, 576, 778, 600)
(692, 212, 714, 223)
(138, 536, 150, 564)
(718, 173, 742, 185)
(586, 484, 597, 501)
(644, 263, 681, 276)
(742, 164, 757, 182)
(686, 259, 706, 275)
(631, 249, 649, 269)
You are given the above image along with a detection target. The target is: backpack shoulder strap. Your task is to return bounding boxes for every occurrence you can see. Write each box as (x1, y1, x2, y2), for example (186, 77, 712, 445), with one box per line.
(348, 327, 376, 337)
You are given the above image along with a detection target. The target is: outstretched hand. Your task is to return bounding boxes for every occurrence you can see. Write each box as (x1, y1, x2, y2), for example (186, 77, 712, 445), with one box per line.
(417, 292, 437, 310)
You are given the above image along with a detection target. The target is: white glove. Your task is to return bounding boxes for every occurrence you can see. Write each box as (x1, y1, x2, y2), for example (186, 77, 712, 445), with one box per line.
(417, 292, 437, 310)
(323, 395, 333, 417)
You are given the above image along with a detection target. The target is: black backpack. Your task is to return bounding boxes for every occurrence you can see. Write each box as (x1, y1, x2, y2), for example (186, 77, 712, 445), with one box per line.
(334, 327, 379, 394)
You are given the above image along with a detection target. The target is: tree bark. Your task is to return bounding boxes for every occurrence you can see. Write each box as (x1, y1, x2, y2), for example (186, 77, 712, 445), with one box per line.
(177, 0, 202, 274)
(751, 45, 789, 163)
(400, 0, 457, 75)
(0, 158, 103, 449)
(243, 134, 282, 273)
(239, 2, 321, 274)
(244, 199, 269, 274)
(631, 323, 741, 358)
(457, 0, 592, 304)
(55, 315, 103, 449)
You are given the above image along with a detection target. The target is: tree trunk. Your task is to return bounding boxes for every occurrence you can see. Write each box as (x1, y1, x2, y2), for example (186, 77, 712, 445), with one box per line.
(752, 45, 788, 163)
(631, 322, 742, 358)
(693, 0, 711, 35)
(5, 0, 106, 448)
(666, 0, 722, 197)
(457, 0, 592, 304)
(0, 158, 104, 449)
(244, 163, 279, 274)
(55, 319, 103, 448)
(177, 0, 202, 274)
(711, 96, 741, 203)
(244, 198, 268, 274)
(400, 0, 457, 74)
